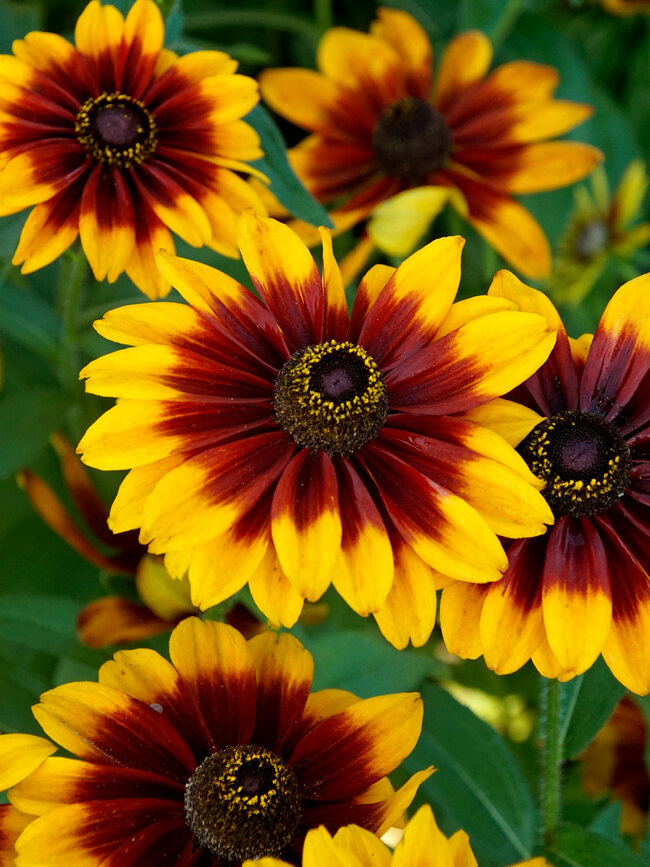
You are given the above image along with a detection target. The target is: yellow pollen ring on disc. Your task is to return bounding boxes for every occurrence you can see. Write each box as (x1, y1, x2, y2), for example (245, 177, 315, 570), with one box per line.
(516, 409, 631, 518)
(75, 91, 158, 168)
(273, 339, 388, 456)
(183, 744, 302, 860)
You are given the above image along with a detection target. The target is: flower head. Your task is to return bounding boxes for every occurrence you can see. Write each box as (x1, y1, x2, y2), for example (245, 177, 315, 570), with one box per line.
(441, 270, 650, 693)
(260, 8, 602, 278)
(0, 0, 265, 298)
(245, 804, 548, 867)
(77, 213, 556, 647)
(0, 617, 429, 865)
(549, 161, 650, 306)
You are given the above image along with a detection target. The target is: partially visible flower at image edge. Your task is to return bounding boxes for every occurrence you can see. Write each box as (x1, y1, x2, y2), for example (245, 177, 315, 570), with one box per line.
(260, 7, 602, 279)
(245, 804, 548, 867)
(599, 0, 650, 14)
(0, 617, 430, 866)
(77, 211, 556, 649)
(581, 695, 649, 837)
(441, 270, 650, 694)
(0, 0, 265, 298)
(548, 160, 650, 306)
(17, 432, 197, 648)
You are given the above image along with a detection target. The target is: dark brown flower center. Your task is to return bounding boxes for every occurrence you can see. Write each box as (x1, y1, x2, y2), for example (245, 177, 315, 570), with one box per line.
(574, 220, 610, 261)
(517, 410, 631, 518)
(75, 92, 157, 168)
(373, 97, 451, 182)
(274, 340, 388, 456)
(184, 745, 302, 861)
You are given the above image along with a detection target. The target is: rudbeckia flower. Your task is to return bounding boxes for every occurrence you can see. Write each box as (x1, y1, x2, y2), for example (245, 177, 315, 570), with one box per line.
(441, 271, 650, 694)
(549, 161, 650, 306)
(245, 804, 548, 867)
(17, 433, 196, 647)
(77, 212, 556, 646)
(0, 0, 265, 298)
(581, 695, 649, 837)
(260, 8, 601, 279)
(0, 617, 430, 865)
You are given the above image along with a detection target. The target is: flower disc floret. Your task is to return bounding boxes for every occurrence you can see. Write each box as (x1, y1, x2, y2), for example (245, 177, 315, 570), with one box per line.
(184, 744, 302, 860)
(372, 97, 451, 182)
(274, 340, 388, 456)
(517, 410, 631, 518)
(75, 92, 157, 168)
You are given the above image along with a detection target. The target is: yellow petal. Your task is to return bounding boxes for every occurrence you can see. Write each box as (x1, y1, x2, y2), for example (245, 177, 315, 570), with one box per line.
(108, 455, 183, 533)
(248, 547, 305, 628)
(259, 69, 338, 129)
(0, 735, 55, 791)
(393, 804, 455, 867)
(435, 31, 492, 108)
(74, 0, 124, 57)
(503, 143, 603, 195)
(373, 544, 437, 649)
(135, 554, 194, 620)
(368, 186, 449, 257)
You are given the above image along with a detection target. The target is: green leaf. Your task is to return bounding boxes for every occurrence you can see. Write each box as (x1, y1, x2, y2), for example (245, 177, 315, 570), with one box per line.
(547, 825, 644, 867)
(0, 286, 61, 363)
(0, 594, 109, 667)
(246, 105, 333, 229)
(404, 682, 536, 867)
(0, 387, 69, 480)
(563, 659, 625, 758)
(0, 0, 40, 53)
(295, 629, 438, 697)
(589, 802, 624, 842)
(460, 0, 532, 47)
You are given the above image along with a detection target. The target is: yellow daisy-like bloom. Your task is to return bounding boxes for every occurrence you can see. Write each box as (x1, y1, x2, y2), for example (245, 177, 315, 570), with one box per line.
(549, 161, 650, 306)
(0, 617, 430, 865)
(246, 804, 548, 867)
(0, 0, 265, 298)
(260, 8, 602, 279)
(441, 271, 650, 693)
(77, 212, 556, 647)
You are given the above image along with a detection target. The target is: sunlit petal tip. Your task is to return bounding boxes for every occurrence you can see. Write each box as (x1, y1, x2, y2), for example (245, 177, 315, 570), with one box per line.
(0, 734, 56, 791)
(488, 269, 564, 333)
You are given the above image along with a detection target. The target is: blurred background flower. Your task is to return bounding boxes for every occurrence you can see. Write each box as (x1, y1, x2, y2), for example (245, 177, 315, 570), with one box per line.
(548, 161, 650, 306)
(17, 432, 196, 647)
(580, 695, 649, 838)
(260, 8, 601, 280)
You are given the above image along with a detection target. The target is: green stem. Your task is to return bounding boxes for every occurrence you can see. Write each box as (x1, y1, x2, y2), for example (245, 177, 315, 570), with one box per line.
(183, 10, 319, 47)
(314, 0, 332, 34)
(57, 249, 88, 395)
(491, 0, 527, 49)
(539, 677, 563, 849)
